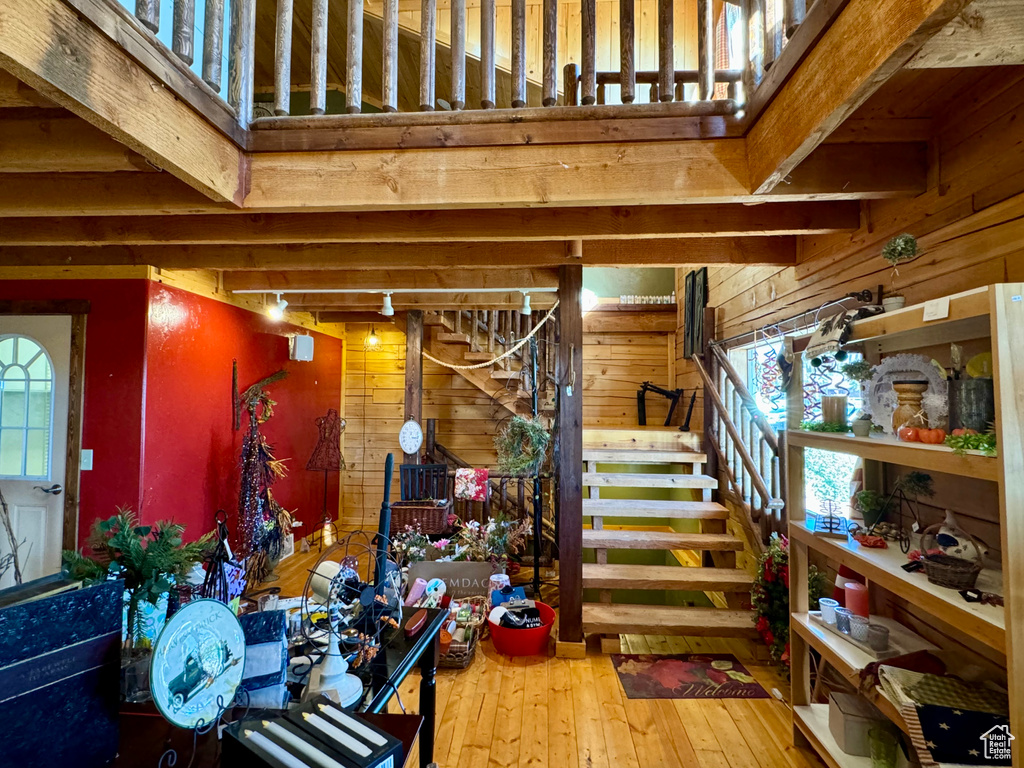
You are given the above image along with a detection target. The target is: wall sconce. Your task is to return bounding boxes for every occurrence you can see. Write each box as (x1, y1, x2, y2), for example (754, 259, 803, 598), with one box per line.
(364, 326, 382, 352)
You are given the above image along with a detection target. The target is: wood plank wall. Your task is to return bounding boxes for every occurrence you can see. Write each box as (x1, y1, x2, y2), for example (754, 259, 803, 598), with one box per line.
(675, 66, 1024, 431)
(344, 323, 674, 526)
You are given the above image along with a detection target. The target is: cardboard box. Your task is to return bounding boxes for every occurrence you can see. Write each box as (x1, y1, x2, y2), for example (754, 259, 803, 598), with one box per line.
(407, 561, 495, 599)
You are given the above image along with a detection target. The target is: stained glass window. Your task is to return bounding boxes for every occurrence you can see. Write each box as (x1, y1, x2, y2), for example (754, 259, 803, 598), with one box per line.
(0, 336, 53, 479)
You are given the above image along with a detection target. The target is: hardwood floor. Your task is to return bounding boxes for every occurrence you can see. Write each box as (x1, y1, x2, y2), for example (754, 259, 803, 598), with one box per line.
(270, 546, 824, 768)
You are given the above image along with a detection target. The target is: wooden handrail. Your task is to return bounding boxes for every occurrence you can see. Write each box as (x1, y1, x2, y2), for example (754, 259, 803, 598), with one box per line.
(709, 344, 779, 453)
(693, 353, 775, 510)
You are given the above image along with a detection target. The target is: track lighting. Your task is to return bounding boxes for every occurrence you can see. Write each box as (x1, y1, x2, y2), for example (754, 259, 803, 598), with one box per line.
(381, 292, 394, 317)
(267, 292, 288, 321)
(521, 292, 532, 316)
(364, 326, 382, 352)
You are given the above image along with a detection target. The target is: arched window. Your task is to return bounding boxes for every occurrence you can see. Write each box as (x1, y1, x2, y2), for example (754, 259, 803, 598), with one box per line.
(0, 336, 54, 479)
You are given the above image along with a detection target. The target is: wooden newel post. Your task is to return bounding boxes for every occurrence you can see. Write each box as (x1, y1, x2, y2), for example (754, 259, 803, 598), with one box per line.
(405, 310, 424, 464)
(557, 265, 584, 645)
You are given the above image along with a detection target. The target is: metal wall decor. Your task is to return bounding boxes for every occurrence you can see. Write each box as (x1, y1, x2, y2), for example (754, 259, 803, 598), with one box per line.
(682, 268, 708, 360)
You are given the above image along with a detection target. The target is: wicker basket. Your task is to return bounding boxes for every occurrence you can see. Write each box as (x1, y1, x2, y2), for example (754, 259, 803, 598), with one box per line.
(920, 523, 983, 589)
(390, 499, 452, 535)
(438, 595, 488, 670)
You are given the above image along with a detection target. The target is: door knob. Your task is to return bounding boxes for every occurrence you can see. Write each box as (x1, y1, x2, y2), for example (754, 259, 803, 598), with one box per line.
(34, 484, 63, 496)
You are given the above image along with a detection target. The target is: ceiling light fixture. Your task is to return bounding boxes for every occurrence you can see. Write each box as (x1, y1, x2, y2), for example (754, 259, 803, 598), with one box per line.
(521, 292, 532, 316)
(364, 325, 382, 352)
(267, 292, 288, 320)
(381, 292, 394, 317)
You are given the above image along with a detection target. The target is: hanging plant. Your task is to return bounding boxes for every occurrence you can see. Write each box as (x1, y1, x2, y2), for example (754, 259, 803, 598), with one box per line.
(494, 416, 550, 475)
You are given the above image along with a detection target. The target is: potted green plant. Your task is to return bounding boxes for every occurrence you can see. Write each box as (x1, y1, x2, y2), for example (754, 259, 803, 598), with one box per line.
(841, 361, 875, 436)
(853, 490, 889, 528)
(881, 234, 919, 311)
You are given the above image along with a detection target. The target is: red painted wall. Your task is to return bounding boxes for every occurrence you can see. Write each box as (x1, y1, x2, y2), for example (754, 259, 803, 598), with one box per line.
(142, 282, 343, 545)
(0, 280, 149, 545)
(0, 279, 343, 548)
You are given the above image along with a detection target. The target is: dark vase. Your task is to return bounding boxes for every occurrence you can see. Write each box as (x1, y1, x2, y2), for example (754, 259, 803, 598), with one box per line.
(948, 378, 995, 433)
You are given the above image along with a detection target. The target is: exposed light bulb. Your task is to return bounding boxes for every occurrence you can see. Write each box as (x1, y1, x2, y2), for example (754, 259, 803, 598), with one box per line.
(581, 288, 599, 314)
(267, 293, 288, 321)
(381, 292, 394, 317)
(364, 326, 382, 352)
(521, 292, 532, 315)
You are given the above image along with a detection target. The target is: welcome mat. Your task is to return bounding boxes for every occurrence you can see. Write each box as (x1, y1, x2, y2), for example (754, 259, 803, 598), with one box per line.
(611, 653, 769, 700)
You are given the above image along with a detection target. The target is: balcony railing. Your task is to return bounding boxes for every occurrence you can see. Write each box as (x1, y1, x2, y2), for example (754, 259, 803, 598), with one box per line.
(97, 0, 834, 129)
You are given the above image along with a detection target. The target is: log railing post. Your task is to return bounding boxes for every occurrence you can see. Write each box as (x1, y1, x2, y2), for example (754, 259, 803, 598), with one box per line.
(557, 264, 583, 647)
(581, 0, 596, 105)
(765, 0, 783, 70)
(202, 0, 226, 90)
(620, 0, 635, 103)
(480, 0, 496, 108)
(404, 310, 424, 464)
(451, 0, 467, 109)
(274, 0, 293, 115)
(737, 0, 750, 103)
(420, 0, 437, 110)
(172, 0, 196, 65)
(512, 0, 527, 107)
(347, 0, 365, 112)
(784, 0, 806, 38)
(542, 0, 558, 106)
(383, 0, 399, 111)
(657, 0, 673, 101)
(562, 63, 579, 106)
(697, 0, 714, 100)
(310, 0, 329, 114)
(228, 0, 255, 126)
(136, 0, 159, 32)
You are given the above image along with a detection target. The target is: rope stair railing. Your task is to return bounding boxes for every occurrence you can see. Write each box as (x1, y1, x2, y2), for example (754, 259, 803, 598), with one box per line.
(693, 344, 785, 549)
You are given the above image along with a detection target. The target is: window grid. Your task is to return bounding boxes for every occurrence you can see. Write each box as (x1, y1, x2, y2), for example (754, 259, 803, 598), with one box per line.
(0, 336, 54, 480)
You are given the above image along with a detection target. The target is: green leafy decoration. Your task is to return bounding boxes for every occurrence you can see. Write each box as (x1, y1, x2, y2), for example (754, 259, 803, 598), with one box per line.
(800, 421, 849, 433)
(494, 416, 550, 475)
(882, 233, 919, 265)
(944, 431, 997, 456)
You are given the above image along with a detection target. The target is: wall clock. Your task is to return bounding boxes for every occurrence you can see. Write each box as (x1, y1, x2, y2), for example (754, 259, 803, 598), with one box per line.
(399, 419, 424, 455)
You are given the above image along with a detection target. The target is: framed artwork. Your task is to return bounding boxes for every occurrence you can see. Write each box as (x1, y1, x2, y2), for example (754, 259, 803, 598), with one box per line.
(683, 268, 708, 359)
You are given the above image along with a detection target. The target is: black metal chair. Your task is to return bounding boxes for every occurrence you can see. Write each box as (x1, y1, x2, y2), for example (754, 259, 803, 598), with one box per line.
(399, 463, 449, 501)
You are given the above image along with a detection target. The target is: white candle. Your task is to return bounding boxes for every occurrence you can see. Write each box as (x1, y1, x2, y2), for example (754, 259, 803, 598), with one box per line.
(244, 729, 312, 768)
(317, 703, 387, 747)
(302, 713, 372, 757)
(262, 721, 346, 768)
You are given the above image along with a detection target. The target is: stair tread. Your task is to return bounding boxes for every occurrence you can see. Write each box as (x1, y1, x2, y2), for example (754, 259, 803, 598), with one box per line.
(582, 603, 756, 637)
(583, 563, 753, 590)
(437, 332, 472, 344)
(582, 529, 743, 550)
(583, 472, 717, 489)
(584, 449, 707, 464)
(490, 369, 522, 380)
(464, 351, 497, 361)
(583, 498, 728, 519)
(583, 428, 703, 452)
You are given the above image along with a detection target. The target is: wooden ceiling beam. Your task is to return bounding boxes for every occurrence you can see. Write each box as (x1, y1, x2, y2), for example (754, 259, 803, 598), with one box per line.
(223, 268, 560, 292)
(0, 203, 856, 245)
(287, 292, 558, 310)
(0, 173, 236, 217)
(0, 0, 243, 202)
(0, 236, 795, 269)
(244, 139, 751, 210)
(0, 118, 154, 172)
(906, 0, 1024, 68)
(316, 312, 398, 324)
(0, 71, 57, 109)
(746, 0, 970, 195)
(767, 142, 928, 200)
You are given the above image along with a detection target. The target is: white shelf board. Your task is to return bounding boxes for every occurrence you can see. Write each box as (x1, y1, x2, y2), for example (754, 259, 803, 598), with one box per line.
(794, 704, 873, 768)
(791, 521, 1005, 652)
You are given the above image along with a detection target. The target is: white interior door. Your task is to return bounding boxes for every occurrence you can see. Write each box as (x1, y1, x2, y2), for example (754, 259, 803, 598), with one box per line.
(0, 316, 71, 589)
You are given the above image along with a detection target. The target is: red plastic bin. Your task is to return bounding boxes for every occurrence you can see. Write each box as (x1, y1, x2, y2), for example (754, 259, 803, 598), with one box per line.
(488, 601, 555, 657)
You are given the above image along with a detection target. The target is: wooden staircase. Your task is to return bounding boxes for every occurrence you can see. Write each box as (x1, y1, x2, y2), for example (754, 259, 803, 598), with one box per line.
(422, 309, 556, 417)
(580, 427, 757, 647)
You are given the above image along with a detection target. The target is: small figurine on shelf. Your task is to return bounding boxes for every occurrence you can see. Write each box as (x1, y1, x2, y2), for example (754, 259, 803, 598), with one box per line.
(809, 500, 848, 539)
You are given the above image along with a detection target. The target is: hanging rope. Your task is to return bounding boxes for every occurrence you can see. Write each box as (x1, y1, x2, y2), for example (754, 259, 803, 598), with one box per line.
(421, 301, 560, 371)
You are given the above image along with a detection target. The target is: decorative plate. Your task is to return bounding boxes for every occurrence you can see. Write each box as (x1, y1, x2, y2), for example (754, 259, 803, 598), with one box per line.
(867, 354, 948, 434)
(150, 599, 246, 729)
(399, 419, 424, 455)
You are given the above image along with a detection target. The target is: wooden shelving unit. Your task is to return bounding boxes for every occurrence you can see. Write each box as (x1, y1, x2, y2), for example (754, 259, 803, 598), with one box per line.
(786, 284, 1023, 768)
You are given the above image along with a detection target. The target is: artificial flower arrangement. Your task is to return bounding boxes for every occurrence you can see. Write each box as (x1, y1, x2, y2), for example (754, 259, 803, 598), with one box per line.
(392, 513, 531, 571)
(751, 533, 828, 666)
